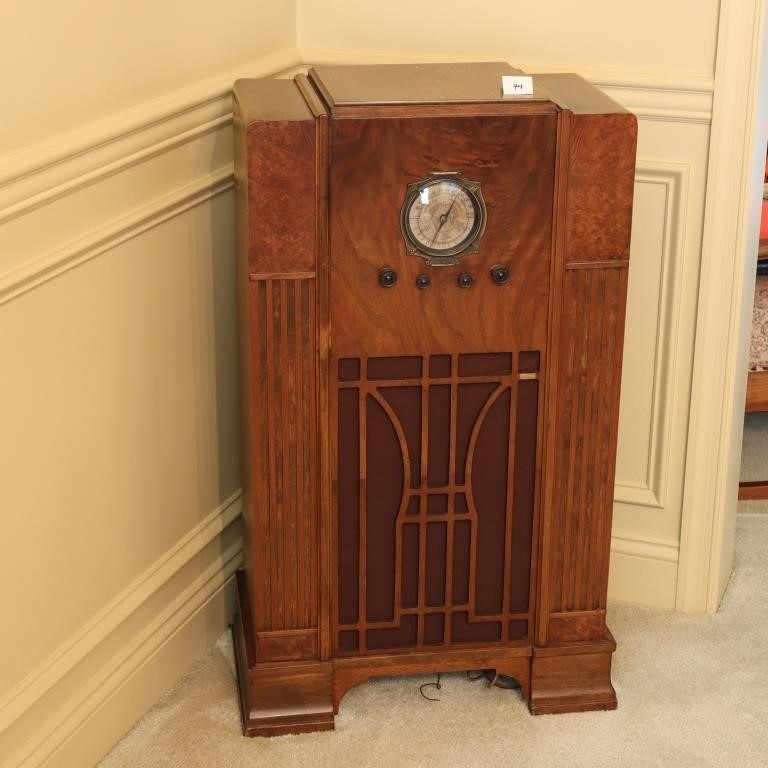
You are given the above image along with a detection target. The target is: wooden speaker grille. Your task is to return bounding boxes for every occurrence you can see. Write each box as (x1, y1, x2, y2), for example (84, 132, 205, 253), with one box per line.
(334, 351, 540, 655)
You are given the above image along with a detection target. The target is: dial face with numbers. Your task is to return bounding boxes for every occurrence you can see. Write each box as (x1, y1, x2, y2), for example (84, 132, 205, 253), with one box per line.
(401, 173, 486, 264)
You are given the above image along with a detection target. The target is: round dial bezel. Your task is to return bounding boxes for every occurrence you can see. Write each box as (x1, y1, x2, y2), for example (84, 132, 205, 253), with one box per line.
(400, 172, 487, 266)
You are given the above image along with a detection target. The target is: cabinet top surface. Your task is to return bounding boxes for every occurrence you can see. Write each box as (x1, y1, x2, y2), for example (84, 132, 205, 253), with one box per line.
(232, 65, 631, 124)
(307, 62, 553, 108)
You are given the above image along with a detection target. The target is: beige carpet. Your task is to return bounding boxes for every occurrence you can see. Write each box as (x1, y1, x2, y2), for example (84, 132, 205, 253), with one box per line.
(99, 513, 768, 768)
(741, 413, 768, 480)
(740, 413, 768, 513)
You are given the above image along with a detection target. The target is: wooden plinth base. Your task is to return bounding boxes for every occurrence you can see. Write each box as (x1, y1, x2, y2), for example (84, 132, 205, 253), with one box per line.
(233, 572, 617, 736)
(232, 574, 334, 737)
(529, 633, 618, 715)
(332, 645, 533, 713)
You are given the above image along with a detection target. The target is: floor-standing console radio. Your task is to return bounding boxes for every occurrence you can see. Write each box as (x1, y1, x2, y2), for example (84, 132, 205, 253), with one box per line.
(232, 62, 637, 736)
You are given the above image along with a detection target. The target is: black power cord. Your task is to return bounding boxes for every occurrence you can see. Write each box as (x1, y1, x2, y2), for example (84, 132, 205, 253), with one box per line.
(419, 672, 442, 701)
(418, 669, 520, 703)
(466, 669, 520, 690)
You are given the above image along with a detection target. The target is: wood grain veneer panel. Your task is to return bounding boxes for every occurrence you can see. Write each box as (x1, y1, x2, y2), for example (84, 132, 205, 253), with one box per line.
(234, 80, 318, 275)
(565, 113, 637, 263)
(538, 106, 635, 642)
(234, 79, 324, 662)
(548, 265, 628, 615)
(246, 277, 319, 642)
(245, 122, 316, 273)
(255, 629, 319, 662)
(234, 66, 637, 733)
(738, 480, 768, 500)
(328, 113, 557, 358)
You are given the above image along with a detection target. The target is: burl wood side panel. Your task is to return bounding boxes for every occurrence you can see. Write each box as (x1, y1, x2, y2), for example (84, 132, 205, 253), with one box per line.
(565, 113, 637, 264)
(246, 278, 319, 651)
(245, 121, 316, 274)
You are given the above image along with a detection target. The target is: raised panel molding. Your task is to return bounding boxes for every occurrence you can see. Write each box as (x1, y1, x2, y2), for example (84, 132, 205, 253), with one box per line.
(614, 161, 690, 511)
(0, 49, 299, 768)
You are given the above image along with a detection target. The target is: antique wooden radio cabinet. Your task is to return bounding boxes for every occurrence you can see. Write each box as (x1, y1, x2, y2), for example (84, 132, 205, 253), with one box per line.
(232, 62, 637, 736)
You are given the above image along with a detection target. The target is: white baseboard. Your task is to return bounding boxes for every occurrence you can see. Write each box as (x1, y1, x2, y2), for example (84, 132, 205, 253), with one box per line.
(43, 577, 238, 768)
(609, 529, 680, 610)
(0, 495, 243, 768)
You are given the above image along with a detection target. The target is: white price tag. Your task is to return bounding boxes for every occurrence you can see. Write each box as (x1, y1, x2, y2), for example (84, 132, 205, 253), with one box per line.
(501, 75, 534, 97)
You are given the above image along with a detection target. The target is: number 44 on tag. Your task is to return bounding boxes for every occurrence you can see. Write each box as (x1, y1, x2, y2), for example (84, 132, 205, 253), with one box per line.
(501, 75, 534, 96)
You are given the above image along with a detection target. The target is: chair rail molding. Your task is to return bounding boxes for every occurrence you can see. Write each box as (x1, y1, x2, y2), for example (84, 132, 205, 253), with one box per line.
(0, 48, 302, 307)
(0, 47, 301, 216)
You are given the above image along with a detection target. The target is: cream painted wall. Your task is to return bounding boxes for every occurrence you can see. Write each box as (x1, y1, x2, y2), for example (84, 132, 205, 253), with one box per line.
(0, 2, 299, 766)
(0, 0, 755, 764)
(0, 0, 296, 155)
(0, 193, 239, 691)
(298, 1, 717, 76)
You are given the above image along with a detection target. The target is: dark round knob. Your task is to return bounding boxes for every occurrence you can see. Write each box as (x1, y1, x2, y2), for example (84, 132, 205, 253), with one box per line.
(490, 264, 510, 285)
(457, 273, 473, 289)
(415, 274, 431, 290)
(378, 267, 397, 288)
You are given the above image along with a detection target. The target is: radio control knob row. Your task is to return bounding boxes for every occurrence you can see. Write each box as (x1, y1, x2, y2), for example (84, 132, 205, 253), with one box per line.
(378, 265, 510, 288)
